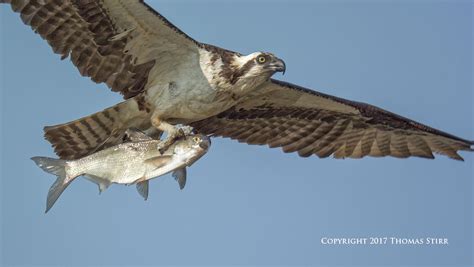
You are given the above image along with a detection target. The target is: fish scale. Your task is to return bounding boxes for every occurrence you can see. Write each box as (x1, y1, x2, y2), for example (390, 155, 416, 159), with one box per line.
(32, 131, 210, 213)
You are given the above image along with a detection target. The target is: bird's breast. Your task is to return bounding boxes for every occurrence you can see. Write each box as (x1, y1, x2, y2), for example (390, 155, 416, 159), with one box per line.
(145, 73, 237, 123)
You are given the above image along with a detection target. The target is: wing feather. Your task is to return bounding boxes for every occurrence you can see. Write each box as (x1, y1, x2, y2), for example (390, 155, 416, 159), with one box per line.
(2, 0, 200, 98)
(191, 79, 473, 160)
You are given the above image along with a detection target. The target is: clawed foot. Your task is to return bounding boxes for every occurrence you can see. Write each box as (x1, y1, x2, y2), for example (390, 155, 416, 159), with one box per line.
(158, 128, 186, 154)
(177, 125, 194, 136)
(151, 114, 194, 154)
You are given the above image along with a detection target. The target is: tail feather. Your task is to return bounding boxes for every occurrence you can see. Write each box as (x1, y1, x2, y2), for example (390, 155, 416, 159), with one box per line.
(44, 98, 151, 160)
(31, 157, 72, 213)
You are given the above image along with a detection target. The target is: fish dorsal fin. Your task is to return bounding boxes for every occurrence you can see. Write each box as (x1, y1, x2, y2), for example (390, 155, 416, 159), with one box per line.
(124, 128, 153, 142)
(144, 156, 173, 168)
(136, 180, 149, 201)
(172, 168, 187, 190)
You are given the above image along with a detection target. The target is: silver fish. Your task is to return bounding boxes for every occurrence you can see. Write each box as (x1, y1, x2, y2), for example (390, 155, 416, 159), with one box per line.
(32, 130, 210, 213)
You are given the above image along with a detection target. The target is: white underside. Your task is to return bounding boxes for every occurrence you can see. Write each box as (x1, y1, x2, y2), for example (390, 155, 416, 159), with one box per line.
(141, 48, 263, 124)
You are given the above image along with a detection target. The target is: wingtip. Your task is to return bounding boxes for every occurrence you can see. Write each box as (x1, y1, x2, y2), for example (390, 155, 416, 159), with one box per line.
(449, 153, 465, 162)
(43, 125, 53, 131)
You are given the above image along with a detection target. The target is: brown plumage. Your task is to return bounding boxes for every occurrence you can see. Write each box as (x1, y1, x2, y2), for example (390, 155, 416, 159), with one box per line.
(43, 99, 154, 160)
(1, 0, 197, 98)
(191, 80, 473, 161)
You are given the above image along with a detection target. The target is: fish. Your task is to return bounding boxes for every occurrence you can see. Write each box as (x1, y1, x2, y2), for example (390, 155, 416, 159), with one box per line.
(31, 130, 211, 213)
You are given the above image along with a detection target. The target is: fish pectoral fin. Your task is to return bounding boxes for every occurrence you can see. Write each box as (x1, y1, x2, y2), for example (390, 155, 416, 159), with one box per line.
(172, 168, 187, 190)
(124, 128, 153, 142)
(144, 155, 173, 169)
(136, 180, 149, 201)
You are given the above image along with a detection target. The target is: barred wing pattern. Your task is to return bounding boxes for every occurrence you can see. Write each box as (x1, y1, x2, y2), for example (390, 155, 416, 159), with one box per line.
(192, 79, 473, 160)
(2, 0, 199, 98)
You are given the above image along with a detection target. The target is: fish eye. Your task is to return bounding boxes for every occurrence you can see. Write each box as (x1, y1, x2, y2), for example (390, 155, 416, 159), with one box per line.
(257, 55, 267, 64)
(192, 136, 201, 143)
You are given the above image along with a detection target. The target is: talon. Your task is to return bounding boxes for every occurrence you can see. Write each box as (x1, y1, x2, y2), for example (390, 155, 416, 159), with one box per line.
(178, 125, 194, 136)
(150, 114, 190, 153)
(159, 146, 167, 155)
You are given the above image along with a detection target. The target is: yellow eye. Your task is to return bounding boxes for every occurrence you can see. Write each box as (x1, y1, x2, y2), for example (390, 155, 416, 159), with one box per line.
(257, 56, 266, 64)
(192, 136, 201, 143)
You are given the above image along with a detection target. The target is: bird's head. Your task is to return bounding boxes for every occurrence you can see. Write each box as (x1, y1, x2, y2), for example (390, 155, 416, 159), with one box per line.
(232, 52, 286, 83)
(203, 46, 286, 89)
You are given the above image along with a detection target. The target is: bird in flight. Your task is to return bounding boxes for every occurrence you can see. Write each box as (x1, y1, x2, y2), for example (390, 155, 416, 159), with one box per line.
(2, 0, 473, 161)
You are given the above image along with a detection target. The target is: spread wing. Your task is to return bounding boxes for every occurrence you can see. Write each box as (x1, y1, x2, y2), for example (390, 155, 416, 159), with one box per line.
(191, 79, 474, 161)
(2, 0, 200, 98)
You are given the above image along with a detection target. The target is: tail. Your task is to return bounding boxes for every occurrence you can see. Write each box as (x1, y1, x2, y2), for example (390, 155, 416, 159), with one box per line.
(44, 98, 152, 160)
(31, 157, 73, 213)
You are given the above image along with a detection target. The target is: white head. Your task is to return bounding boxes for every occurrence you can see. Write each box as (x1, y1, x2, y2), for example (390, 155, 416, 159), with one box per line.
(229, 52, 286, 85)
(200, 46, 286, 90)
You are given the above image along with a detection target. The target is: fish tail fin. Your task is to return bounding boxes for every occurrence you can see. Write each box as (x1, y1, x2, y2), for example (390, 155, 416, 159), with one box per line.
(31, 157, 75, 213)
(32, 157, 67, 177)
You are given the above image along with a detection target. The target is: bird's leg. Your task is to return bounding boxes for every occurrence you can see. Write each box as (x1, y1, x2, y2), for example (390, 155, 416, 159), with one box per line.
(151, 115, 185, 153)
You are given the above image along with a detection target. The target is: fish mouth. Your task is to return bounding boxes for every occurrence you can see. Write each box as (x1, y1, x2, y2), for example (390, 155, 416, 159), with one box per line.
(199, 137, 211, 150)
(199, 142, 210, 150)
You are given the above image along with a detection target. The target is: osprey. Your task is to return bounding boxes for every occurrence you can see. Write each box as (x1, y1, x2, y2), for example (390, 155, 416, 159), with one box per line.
(2, 0, 473, 161)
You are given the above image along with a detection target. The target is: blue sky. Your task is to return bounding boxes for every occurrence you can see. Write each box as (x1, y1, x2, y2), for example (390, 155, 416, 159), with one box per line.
(1, 1, 472, 266)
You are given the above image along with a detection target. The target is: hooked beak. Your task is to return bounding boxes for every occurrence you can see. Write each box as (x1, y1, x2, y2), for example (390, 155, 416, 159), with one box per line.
(271, 57, 286, 75)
